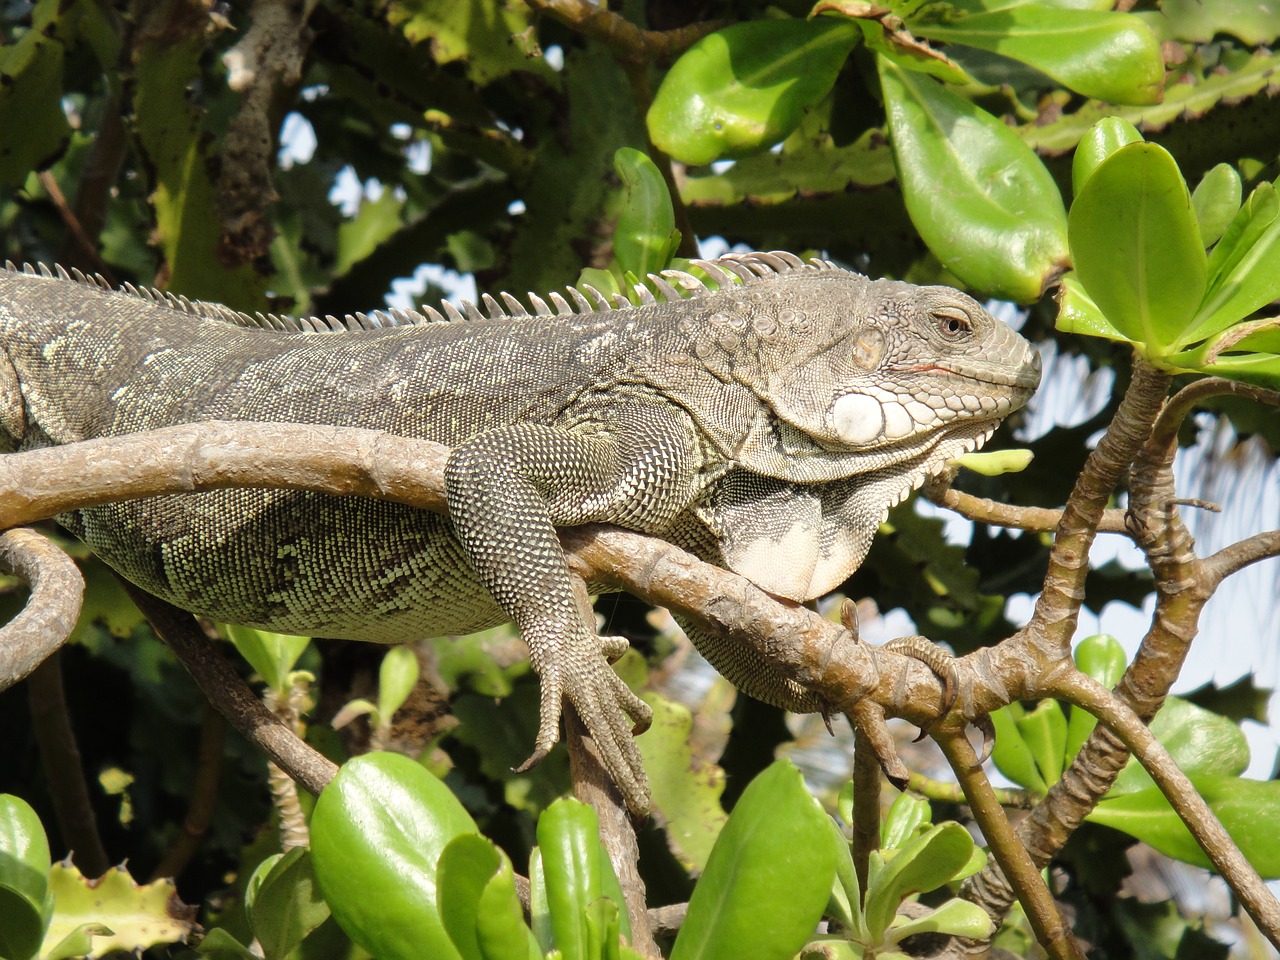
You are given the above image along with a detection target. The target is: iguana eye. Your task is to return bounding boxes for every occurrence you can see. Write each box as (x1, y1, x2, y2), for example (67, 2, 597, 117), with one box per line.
(932, 307, 972, 340)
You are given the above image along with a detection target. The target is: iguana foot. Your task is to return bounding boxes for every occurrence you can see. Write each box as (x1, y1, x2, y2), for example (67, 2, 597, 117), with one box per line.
(882, 635, 959, 732)
(520, 635, 654, 814)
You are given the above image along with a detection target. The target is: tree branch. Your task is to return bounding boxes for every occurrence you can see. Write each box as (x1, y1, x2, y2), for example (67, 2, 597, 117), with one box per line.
(935, 729, 1084, 960)
(523, 0, 725, 63)
(0, 528, 84, 689)
(1202, 530, 1280, 588)
(925, 482, 1129, 535)
(1052, 670, 1280, 944)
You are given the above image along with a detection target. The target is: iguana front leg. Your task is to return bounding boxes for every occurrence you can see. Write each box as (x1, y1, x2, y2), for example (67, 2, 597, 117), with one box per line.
(444, 403, 700, 813)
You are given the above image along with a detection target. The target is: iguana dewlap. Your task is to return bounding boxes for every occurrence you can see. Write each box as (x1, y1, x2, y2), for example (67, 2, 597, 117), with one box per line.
(0, 252, 1041, 811)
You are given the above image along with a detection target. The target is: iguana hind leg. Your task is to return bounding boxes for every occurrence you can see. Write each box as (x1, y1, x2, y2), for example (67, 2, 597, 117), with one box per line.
(444, 402, 701, 814)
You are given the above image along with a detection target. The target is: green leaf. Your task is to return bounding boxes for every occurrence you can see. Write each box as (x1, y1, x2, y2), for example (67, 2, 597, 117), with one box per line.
(863, 823, 976, 941)
(990, 704, 1049, 794)
(310, 752, 478, 960)
(612, 148, 679, 280)
(224, 625, 310, 694)
(386, 0, 551, 86)
(1071, 117, 1143, 198)
(952, 448, 1034, 476)
(878, 56, 1068, 302)
(886, 897, 994, 943)
(0, 795, 52, 960)
(648, 19, 860, 165)
(635, 694, 728, 873)
(912, 8, 1162, 105)
(41, 863, 196, 956)
(246, 848, 330, 960)
(1184, 183, 1280, 345)
(1192, 164, 1243, 248)
(535, 797, 630, 959)
(0, 0, 71, 187)
(1055, 274, 1131, 342)
(1015, 699, 1069, 785)
(334, 191, 406, 279)
(1089, 775, 1280, 875)
(670, 761, 837, 960)
(1066, 634, 1127, 759)
(377, 646, 421, 723)
(1068, 142, 1206, 355)
(825, 818, 864, 936)
(881, 792, 931, 851)
(1149, 0, 1280, 46)
(195, 928, 261, 960)
(1108, 697, 1249, 797)
(438, 834, 504, 960)
(475, 854, 541, 960)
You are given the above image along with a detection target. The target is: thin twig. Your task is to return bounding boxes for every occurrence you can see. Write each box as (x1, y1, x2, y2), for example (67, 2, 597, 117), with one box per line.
(851, 723, 882, 897)
(0, 528, 84, 689)
(28, 654, 111, 877)
(926, 484, 1129, 535)
(1053, 671, 1280, 946)
(1202, 530, 1280, 588)
(523, 0, 725, 63)
(1149, 377, 1280, 455)
(935, 729, 1084, 960)
(905, 771, 1037, 809)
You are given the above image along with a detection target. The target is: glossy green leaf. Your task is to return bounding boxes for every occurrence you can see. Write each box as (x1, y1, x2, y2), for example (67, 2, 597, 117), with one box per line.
(438, 834, 504, 960)
(886, 897, 994, 943)
(879, 56, 1068, 302)
(536, 798, 600, 960)
(40, 923, 115, 960)
(1192, 164, 1243, 248)
(1066, 634, 1127, 759)
(1068, 142, 1206, 354)
(246, 848, 330, 960)
(377, 646, 420, 722)
(1151, 0, 1280, 46)
(952, 448, 1034, 476)
(913, 8, 1162, 105)
(612, 148, 679, 280)
(224, 625, 310, 695)
(534, 797, 632, 958)
(476, 854, 541, 960)
(990, 704, 1049, 794)
(671, 760, 837, 960)
(1015, 699, 1069, 788)
(648, 19, 860, 165)
(0, 794, 52, 960)
(1090, 776, 1280, 875)
(881, 792, 931, 851)
(863, 823, 976, 941)
(1055, 274, 1130, 342)
(1108, 697, 1249, 797)
(1071, 117, 1143, 198)
(311, 752, 478, 960)
(1184, 183, 1280, 345)
(825, 818, 863, 936)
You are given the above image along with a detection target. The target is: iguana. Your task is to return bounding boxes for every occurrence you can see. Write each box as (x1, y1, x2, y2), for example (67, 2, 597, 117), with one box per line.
(0, 251, 1040, 812)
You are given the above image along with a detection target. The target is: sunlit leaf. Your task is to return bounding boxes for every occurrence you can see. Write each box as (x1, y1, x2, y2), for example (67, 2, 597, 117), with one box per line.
(879, 56, 1068, 301)
(1071, 117, 1143, 198)
(1068, 142, 1206, 354)
(648, 19, 860, 165)
(913, 7, 1162, 104)
(1192, 163, 1243, 248)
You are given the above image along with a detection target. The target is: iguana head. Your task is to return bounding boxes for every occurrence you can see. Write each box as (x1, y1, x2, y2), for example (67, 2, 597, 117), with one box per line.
(755, 272, 1042, 458)
(664, 253, 1041, 601)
